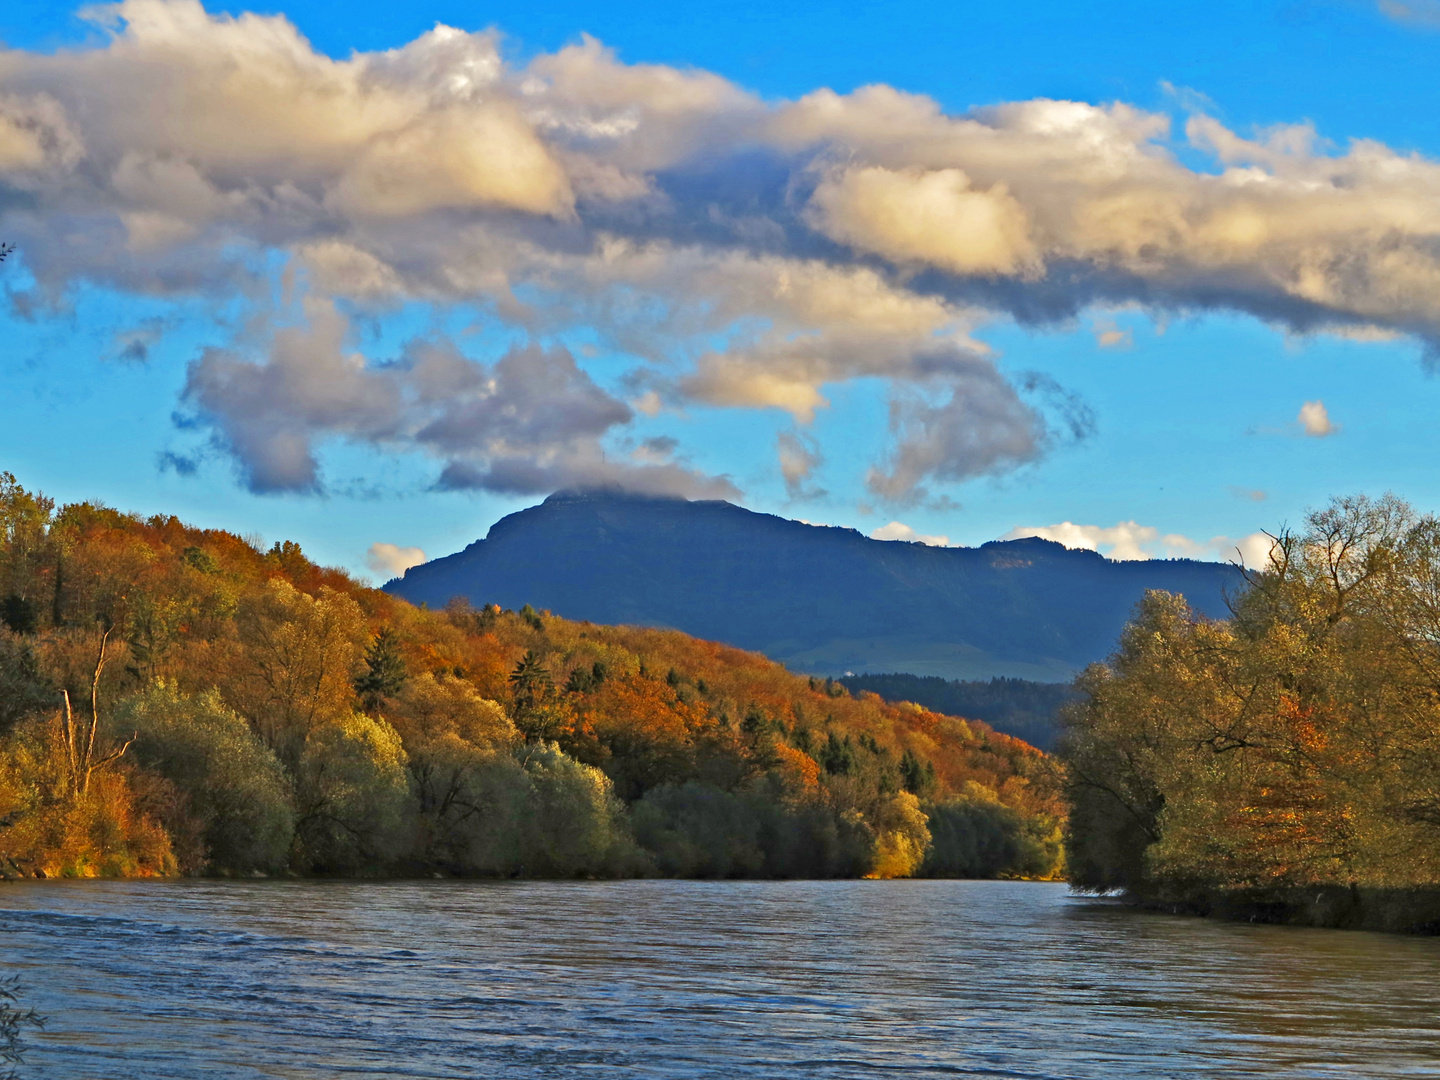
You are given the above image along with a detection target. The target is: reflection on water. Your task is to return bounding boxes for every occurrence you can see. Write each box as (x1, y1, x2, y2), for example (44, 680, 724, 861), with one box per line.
(2, 879, 1438, 1078)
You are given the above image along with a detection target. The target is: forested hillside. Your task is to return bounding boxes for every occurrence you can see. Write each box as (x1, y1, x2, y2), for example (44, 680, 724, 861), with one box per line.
(1063, 495, 1440, 931)
(0, 474, 1061, 881)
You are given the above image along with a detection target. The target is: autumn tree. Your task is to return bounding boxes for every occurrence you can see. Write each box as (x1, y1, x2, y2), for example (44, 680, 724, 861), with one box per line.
(0, 636, 54, 734)
(1064, 494, 1440, 906)
(0, 473, 55, 634)
(120, 684, 294, 873)
(229, 580, 367, 763)
(295, 711, 410, 872)
(508, 650, 565, 739)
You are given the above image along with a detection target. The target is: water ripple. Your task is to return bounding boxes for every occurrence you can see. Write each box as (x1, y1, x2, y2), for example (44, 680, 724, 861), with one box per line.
(1, 880, 1438, 1078)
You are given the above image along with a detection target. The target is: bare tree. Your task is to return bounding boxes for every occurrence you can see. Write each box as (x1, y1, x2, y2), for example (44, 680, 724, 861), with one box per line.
(57, 627, 134, 796)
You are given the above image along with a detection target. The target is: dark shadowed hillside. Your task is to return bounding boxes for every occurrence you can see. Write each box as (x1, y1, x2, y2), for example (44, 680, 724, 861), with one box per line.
(388, 492, 1247, 681)
(839, 675, 1078, 750)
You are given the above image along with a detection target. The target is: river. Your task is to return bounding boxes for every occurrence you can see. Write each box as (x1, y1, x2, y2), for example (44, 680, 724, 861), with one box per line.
(1, 879, 1438, 1078)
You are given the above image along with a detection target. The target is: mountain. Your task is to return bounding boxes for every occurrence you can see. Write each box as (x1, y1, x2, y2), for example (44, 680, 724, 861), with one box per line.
(387, 491, 1248, 682)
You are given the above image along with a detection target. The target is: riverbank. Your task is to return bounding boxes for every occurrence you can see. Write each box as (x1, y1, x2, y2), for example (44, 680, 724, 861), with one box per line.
(1131, 885, 1440, 935)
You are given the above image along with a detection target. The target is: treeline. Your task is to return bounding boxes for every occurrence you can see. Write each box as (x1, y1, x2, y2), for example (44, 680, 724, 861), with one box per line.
(1063, 495, 1440, 929)
(0, 474, 1062, 881)
(839, 674, 1075, 750)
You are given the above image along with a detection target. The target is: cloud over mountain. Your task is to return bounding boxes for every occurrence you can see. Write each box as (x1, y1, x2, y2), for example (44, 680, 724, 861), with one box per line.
(3, 1, 1439, 497)
(1003, 520, 1273, 566)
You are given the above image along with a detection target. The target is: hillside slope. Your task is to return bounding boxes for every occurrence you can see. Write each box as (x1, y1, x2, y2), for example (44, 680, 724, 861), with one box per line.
(0, 473, 1060, 880)
(390, 491, 1248, 681)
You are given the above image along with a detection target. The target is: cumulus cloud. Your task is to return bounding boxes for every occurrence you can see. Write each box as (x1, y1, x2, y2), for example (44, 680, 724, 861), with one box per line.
(808, 165, 1038, 276)
(1229, 486, 1268, 502)
(1006, 520, 1162, 561)
(367, 542, 426, 576)
(777, 431, 825, 500)
(866, 380, 1040, 504)
(181, 299, 737, 497)
(1004, 520, 1274, 566)
(871, 521, 950, 546)
(631, 435, 679, 464)
(866, 368, 1094, 505)
(1298, 399, 1338, 437)
(183, 301, 401, 492)
(5, 1, 1440, 502)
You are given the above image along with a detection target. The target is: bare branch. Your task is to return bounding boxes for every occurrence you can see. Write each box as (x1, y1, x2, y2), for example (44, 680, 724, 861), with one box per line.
(81, 627, 112, 795)
(88, 732, 136, 774)
(57, 690, 79, 793)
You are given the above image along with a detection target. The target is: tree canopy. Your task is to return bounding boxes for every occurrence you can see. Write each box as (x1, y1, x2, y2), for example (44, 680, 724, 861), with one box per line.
(1063, 494, 1440, 926)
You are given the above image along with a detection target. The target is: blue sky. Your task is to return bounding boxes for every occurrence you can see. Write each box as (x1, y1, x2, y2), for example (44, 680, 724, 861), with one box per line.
(2, 0, 1438, 579)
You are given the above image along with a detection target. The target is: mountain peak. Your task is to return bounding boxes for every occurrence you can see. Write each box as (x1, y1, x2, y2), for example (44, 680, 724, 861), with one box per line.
(391, 493, 1243, 682)
(542, 487, 700, 505)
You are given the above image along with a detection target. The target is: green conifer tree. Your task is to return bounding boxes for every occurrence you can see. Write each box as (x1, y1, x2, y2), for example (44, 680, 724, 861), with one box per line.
(355, 628, 409, 712)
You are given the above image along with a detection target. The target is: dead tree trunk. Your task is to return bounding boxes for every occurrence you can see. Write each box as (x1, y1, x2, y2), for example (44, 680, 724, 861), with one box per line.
(57, 628, 134, 797)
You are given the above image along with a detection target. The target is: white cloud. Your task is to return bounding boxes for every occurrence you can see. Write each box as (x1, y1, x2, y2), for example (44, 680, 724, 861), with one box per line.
(808, 165, 1038, 276)
(1298, 399, 1338, 437)
(630, 435, 679, 465)
(1, 1, 1437, 503)
(1232, 532, 1278, 568)
(871, 521, 951, 546)
(865, 367, 1090, 506)
(1003, 520, 1274, 566)
(367, 542, 426, 576)
(1005, 520, 1159, 560)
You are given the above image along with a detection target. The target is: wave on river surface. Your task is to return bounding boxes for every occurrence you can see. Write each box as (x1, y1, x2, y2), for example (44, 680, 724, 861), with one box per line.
(2, 879, 1439, 1078)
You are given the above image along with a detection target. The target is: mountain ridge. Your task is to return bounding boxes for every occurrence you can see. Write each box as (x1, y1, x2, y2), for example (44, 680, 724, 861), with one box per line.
(388, 491, 1247, 681)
